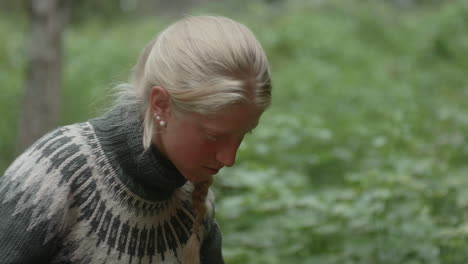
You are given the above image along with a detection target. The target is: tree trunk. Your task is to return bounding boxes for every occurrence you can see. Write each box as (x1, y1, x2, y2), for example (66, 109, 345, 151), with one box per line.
(16, 0, 70, 154)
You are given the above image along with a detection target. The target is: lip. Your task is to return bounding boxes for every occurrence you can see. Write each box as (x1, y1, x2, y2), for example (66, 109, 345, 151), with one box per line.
(204, 166, 221, 175)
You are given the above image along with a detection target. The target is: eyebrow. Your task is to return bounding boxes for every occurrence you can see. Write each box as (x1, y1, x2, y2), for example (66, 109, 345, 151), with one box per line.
(204, 122, 258, 135)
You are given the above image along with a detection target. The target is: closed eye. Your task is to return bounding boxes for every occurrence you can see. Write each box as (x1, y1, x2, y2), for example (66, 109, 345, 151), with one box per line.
(206, 133, 219, 142)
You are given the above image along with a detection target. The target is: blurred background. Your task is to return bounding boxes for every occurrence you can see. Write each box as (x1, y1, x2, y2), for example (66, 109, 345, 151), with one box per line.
(1, 0, 468, 263)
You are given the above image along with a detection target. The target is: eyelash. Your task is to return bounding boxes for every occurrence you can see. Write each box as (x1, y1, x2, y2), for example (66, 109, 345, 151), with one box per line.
(206, 134, 218, 142)
(206, 130, 253, 142)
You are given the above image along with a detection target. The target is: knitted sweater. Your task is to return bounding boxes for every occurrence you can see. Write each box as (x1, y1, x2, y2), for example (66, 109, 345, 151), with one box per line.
(0, 105, 224, 264)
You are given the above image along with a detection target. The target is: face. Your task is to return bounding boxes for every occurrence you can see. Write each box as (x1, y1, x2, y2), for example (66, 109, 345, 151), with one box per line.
(151, 87, 264, 183)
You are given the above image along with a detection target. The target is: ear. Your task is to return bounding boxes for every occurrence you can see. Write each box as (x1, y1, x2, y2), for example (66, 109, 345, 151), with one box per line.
(150, 86, 171, 120)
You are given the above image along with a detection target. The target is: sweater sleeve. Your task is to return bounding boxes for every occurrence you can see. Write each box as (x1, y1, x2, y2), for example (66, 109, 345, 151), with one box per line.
(200, 220, 225, 264)
(0, 175, 63, 263)
(0, 129, 72, 263)
(0, 193, 59, 263)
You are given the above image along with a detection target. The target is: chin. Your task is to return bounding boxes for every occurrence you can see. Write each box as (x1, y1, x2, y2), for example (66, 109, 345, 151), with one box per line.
(181, 172, 199, 182)
(185, 173, 211, 184)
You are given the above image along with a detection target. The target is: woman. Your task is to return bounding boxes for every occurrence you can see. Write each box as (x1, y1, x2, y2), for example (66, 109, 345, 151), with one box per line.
(0, 15, 271, 264)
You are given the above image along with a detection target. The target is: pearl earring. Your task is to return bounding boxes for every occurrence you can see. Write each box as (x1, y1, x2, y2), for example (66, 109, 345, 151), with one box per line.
(153, 113, 166, 127)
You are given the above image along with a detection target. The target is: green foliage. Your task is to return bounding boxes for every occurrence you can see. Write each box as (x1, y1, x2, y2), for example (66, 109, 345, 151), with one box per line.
(1, 0, 468, 263)
(214, 0, 468, 263)
(0, 17, 25, 170)
(61, 19, 166, 123)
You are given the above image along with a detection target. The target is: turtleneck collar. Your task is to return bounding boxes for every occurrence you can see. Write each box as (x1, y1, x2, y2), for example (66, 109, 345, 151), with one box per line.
(89, 103, 187, 201)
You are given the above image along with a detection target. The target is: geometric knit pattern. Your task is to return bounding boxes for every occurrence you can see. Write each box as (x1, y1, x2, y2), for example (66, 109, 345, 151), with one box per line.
(0, 118, 222, 264)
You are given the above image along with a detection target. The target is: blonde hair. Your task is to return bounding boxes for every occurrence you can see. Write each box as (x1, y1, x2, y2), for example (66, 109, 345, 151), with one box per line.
(130, 15, 271, 149)
(118, 15, 271, 264)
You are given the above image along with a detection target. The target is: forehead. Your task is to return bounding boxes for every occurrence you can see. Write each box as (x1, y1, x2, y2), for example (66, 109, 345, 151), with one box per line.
(182, 104, 263, 133)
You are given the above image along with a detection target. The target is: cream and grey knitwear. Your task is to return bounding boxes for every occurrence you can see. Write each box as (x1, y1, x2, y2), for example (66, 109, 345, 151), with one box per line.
(0, 104, 224, 264)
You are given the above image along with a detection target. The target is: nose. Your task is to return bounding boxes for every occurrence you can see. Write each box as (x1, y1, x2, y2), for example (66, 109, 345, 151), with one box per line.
(216, 140, 241, 167)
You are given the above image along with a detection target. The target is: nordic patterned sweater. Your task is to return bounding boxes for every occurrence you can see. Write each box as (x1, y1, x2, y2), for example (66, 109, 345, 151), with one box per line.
(0, 105, 224, 264)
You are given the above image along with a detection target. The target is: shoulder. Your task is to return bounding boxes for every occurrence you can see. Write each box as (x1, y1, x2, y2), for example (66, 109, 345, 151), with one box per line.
(2, 122, 96, 186)
(21, 122, 92, 158)
(29, 122, 94, 155)
(0, 122, 96, 242)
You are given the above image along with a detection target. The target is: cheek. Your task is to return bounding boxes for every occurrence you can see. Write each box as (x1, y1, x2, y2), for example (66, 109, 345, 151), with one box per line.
(168, 133, 214, 166)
